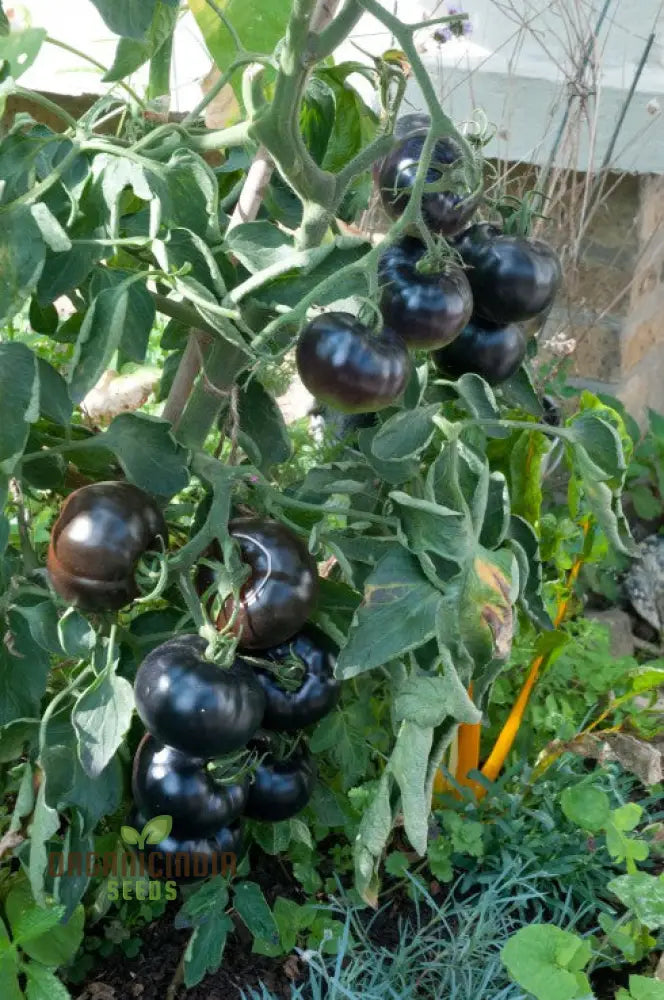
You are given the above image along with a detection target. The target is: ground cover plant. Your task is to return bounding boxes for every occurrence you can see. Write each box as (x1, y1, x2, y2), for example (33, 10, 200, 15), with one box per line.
(0, 0, 663, 996)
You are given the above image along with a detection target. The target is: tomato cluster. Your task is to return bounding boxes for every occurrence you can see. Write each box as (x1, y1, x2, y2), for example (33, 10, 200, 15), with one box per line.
(297, 117, 561, 408)
(47, 486, 340, 879)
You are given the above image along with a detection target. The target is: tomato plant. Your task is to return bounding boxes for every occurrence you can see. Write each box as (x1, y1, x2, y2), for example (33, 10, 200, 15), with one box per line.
(0, 0, 638, 993)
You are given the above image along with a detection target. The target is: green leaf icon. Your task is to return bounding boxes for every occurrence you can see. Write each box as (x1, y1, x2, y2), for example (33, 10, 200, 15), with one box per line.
(120, 825, 140, 846)
(142, 815, 173, 846)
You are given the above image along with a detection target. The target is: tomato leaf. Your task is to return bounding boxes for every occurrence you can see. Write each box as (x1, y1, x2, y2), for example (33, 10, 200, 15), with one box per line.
(336, 547, 442, 678)
(100, 412, 189, 497)
(371, 405, 439, 462)
(237, 379, 292, 472)
(88, 0, 158, 38)
(233, 882, 280, 949)
(0, 340, 39, 474)
(0, 27, 46, 79)
(72, 662, 134, 779)
(388, 720, 432, 855)
(103, 1, 179, 81)
(394, 670, 481, 728)
(354, 773, 393, 907)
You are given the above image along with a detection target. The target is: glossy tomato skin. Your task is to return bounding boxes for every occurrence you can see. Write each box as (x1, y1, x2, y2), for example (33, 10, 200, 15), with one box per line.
(378, 236, 473, 349)
(130, 809, 242, 884)
(254, 629, 340, 732)
(455, 223, 562, 325)
(132, 735, 248, 837)
(245, 743, 316, 822)
(433, 320, 526, 385)
(296, 313, 410, 415)
(379, 131, 481, 236)
(134, 635, 265, 759)
(209, 518, 319, 651)
(48, 481, 167, 611)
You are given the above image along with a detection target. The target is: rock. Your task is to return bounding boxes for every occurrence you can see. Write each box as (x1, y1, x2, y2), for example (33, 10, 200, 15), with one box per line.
(624, 534, 664, 631)
(585, 608, 635, 658)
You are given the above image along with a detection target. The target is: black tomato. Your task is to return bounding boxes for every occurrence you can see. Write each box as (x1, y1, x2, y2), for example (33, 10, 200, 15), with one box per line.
(455, 223, 562, 325)
(47, 481, 167, 611)
(378, 131, 481, 236)
(378, 236, 473, 349)
(132, 734, 248, 837)
(134, 635, 265, 759)
(205, 517, 319, 651)
(245, 742, 316, 822)
(129, 809, 242, 884)
(296, 313, 410, 414)
(252, 629, 340, 732)
(433, 319, 527, 385)
(542, 394, 562, 427)
(395, 112, 431, 139)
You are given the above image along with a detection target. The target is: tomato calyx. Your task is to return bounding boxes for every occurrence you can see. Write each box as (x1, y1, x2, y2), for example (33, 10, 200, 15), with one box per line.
(242, 651, 307, 693)
(206, 745, 264, 786)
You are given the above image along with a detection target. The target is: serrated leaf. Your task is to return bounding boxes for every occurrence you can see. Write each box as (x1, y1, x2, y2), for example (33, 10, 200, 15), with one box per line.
(394, 669, 481, 728)
(336, 547, 442, 678)
(100, 412, 189, 497)
(72, 666, 134, 778)
(388, 720, 432, 855)
(371, 405, 439, 461)
(233, 882, 279, 947)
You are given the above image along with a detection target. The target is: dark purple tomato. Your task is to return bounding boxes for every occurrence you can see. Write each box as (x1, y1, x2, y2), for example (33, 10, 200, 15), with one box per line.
(245, 742, 316, 822)
(378, 236, 473, 349)
(433, 319, 527, 385)
(47, 481, 167, 611)
(542, 395, 562, 427)
(455, 223, 562, 325)
(253, 629, 340, 732)
(132, 735, 248, 837)
(378, 130, 482, 236)
(395, 113, 431, 139)
(210, 518, 319, 651)
(296, 312, 410, 414)
(129, 808, 242, 884)
(134, 635, 265, 759)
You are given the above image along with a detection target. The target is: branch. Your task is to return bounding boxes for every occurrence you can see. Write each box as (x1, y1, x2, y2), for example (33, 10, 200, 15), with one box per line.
(313, 0, 363, 58)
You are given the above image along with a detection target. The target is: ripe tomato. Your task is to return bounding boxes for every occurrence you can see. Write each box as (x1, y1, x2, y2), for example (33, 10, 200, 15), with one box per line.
(244, 741, 316, 822)
(132, 735, 248, 836)
(433, 319, 526, 385)
(47, 481, 167, 611)
(378, 130, 481, 236)
(455, 223, 562, 325)
(134, 635, 265, 759)
(296, 312, 410, 414)
(378, 236, 473, 349)
(203, 518, 319, 651)
(252, 629, 340, 732)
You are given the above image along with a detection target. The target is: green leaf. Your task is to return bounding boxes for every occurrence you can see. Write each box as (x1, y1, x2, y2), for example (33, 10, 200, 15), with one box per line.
(0, 342, 39, 472)
(319, 66, 379, 173)
(28, 784, 60, 906)
(103, 0, 179, 81)
(499, 364, 543, 415)
(37, 359, 73, 427)
(371, 405, 439, 462)
(0, 4, 9, 36)
(623, 975, 664, 1000)
(5, 887, 65, 948)
(237, 379, 292, 472)
(501, 925, 593, 1000)
(25, 962, 73, 1000)
(36, 236, 103, 305)
(357, 425, 419, 485)
(89, 0, 157, 38)
(72, 665, 134, 778)
(0, 932, 20, 1000)
(0, 609, 50, 727)
(101, 413, 189, 496)
(175, 877, 229, 930)
(233, 882, 279, 949)
(508, 516, 553, 630)
(428, 837, 453, 882)
(608, 874, 664, 929)
(394, 670, 481, 728)
(141, 815, 173, 845)
(560, 784, 611, 832)
(0, 27, 46, 78)
(89, 268, 156, 364)
(188, 0, 291, 91)
(510, 430, 548, 526)
(336, 546, 442, 678)
(225, 222, 292, 273)
(55, 811, 93, 919)
(70, 283, 136, 401)
(0, 203, 45, 322)
(390, 491, 470, 565)
(354, 774, 393, 907)
(389, 720, 432, 855)
(184, 912, 233, 987)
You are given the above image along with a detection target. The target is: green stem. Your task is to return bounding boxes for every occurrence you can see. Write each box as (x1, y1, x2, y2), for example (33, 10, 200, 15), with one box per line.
(13, 86, 78, 130)
(2, 146, 82, 209)
(313, 0, 363, 59)
(173, 340, 248, 450)
(38, 666, 95, 757)
(147, 34, 174, 105)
